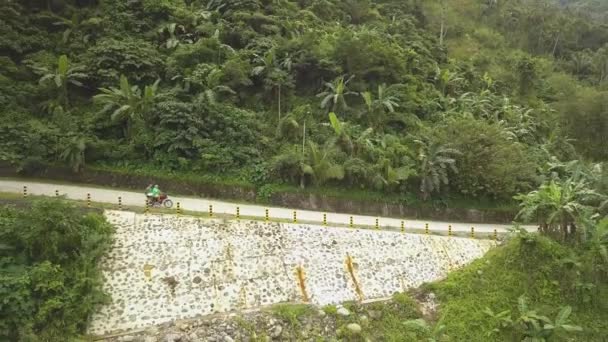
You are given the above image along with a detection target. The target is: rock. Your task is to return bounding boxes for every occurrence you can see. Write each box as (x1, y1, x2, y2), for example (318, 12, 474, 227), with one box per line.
(359, 315, 368, 323)
(367, 310, 381, 319)
(143, 337, 156, 342)
(346, 323, 362, 335)
(336, 307, 350, 317)
(146, 327, 160, 335)
(223, 336, 235, 342)
(164, 333, 182, 342)
(178, 323, 189, 332)
(317, 309, 326, 317)
(270, 325, 283, 338)
(118, 336, 136, 342)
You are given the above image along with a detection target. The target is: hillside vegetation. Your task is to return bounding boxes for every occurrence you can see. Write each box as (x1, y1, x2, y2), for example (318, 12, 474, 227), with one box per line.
(1, 0, 607, 207)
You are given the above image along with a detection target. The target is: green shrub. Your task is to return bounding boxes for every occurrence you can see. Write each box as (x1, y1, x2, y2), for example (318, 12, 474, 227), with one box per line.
(0, 200, 114, 341)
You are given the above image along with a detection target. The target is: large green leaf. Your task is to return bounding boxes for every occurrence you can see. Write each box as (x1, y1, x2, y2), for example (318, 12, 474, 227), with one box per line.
(57, 55, 69, 76)
(328, 112, 342, 135)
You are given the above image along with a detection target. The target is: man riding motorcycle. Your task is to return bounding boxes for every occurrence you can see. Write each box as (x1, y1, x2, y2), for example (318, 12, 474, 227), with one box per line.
(146, 184, 161, 204)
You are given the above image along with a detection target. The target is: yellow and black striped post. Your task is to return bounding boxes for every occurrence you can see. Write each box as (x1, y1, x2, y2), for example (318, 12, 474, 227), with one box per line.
(87, 193, 91, 208)
(470, 227, 475, 239)
(425, 223, 429, 235)
(176, 202, 181, 215)
(375, 218, 379, 230)
(448, 225, 452, 237)
(209, 205, 213, 217)
(323, 213, 327, 226)
(145, 200, 149, 214)
(293, 210, 297, 223)
(401, 221, 405, 233)
(265, 209, 269, 222)
(23, 186, 27, 198)
(493, 229, 497, 242)
(118, 196, 122, 210)
(236, 207, 240, 220)
(55, 190, 59, 197)
(349, 216, 353, 228)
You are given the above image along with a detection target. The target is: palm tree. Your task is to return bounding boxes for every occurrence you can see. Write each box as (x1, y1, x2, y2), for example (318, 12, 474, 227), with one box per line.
(317, 75, 357, 112)
(271, 142, 343, 188)
(276, 105, 313, 153)
(201, 67, 236, 104)
(60, 135, 87, 172)
(361, 83, 401, 129)
(414, 138, 460, 200)
(93, 75, 159, 139)
(37, 54, 87, 108)
(252, 49, 293, 120)
(302, 141, 344, 186)
(515, 179, 603, 241)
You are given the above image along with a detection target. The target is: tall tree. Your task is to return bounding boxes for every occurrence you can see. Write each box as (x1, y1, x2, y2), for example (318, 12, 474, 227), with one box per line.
(252, 49, 293, 121)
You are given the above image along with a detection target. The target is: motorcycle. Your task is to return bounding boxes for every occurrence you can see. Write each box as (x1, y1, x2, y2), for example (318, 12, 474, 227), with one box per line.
(146, 192, 174, 208)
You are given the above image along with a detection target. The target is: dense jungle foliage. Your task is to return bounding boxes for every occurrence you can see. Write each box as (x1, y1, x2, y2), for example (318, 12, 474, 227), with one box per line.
(0, 200, 114, 341)
(1, 0, 608, 205)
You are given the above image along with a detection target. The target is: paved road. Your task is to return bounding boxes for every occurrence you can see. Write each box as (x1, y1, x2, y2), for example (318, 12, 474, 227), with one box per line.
(0, 179, 534, 233)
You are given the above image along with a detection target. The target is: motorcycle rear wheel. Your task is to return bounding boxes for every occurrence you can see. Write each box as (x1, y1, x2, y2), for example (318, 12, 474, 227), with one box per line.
(163, 199, 174, 209)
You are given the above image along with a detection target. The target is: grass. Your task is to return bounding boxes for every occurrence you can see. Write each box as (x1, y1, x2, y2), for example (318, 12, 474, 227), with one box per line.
(270, 303, 315, 339)
(424, 234, 608, 341)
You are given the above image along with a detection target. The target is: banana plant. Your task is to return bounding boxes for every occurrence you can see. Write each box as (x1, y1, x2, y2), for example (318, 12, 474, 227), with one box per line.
(93, 75, 159, 139)
(36, 55, 87, 108)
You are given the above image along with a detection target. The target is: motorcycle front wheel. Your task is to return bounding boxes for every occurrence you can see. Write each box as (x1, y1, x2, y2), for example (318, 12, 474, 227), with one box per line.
(163, 199, 174, 209)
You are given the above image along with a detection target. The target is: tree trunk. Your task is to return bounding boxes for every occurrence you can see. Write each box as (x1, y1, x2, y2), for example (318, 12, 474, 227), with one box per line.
(278, 84, 281, 121)
(439, 0, 446, 46)
(552, 33, 560, 57)
(302, 120, 306, 154)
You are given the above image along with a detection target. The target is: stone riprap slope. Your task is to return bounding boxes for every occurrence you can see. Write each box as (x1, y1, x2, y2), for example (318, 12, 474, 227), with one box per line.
(89, 211, 494, 335)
